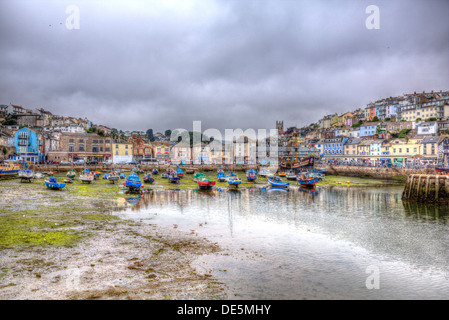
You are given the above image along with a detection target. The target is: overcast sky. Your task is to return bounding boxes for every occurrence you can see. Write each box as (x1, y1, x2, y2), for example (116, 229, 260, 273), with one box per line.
(0, 0, 448, 133)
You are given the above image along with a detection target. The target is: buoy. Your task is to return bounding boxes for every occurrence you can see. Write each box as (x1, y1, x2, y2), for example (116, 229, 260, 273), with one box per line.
(347, 181, 351, 184)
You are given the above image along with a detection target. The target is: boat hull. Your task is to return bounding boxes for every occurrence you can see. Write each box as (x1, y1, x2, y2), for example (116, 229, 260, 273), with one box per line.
(297, 177, 320, 188)
(45, 181, 66, 190)
(267, 178, 289, 188)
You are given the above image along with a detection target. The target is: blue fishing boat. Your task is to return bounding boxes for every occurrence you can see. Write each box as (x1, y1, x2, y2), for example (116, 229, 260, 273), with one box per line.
(153, 168, 159, 175)
(161, 173, 169, 179)
(228, 176, 242, 188)
(119, 173, 126, 179)
(124, 172, 142, 193)
(102, 173, 110, 180)
(297, 172, 320, 188)
(246, 170, 257, 182)
(143, 172, 154, 184)
(217, 171, 227, 182)
(224, 172, 237, 182)
(169, 171, 180, 183)
(45, 176, 66, 190)
(267, 177, 289, 188)
(176, 167, 184, 178)
(108, 172, 120, 184)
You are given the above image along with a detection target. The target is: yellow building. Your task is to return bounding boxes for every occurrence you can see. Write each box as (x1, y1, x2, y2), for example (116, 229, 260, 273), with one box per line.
(338, 112, 354, 127)
(388, 138, 422, 163)
(152, 142, 170, 161)
(112, 140, 133, 164)
(400, 103, 449, 121)
(344, 138, 362, 156)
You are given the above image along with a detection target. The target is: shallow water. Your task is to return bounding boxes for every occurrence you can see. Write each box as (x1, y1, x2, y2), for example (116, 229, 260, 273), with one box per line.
(114, 186, 449, 299)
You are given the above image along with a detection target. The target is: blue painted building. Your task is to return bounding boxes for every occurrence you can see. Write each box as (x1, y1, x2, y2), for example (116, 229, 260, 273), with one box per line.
(14, 128, 44, 163)
(322, 137, 349, 157)
(360, 123, 379, 137)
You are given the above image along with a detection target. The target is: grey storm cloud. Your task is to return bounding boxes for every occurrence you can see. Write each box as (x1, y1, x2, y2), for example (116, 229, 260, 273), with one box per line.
(0, 0, 448, 133)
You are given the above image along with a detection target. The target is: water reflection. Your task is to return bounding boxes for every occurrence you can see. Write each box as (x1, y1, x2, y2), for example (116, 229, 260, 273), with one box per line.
(113, 186, 449, 299)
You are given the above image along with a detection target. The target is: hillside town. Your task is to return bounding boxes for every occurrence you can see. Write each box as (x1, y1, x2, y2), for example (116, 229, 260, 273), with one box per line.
(1, 89, 449, 167)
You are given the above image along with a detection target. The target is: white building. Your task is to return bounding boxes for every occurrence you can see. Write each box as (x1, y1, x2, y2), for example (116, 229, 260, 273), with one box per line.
(417, 122, 438, 135)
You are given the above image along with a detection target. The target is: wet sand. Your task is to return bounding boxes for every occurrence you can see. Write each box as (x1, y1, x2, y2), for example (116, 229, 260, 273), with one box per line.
(0, 176, 228, 300)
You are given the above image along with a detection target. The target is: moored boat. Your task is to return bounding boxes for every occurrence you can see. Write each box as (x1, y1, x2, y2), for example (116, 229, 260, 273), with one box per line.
(45, 176, 66, 190)
(80, 169, 94, 184)
(217, 171, 227, 182)
(143, 172, 154, 184)
(169, 171, 180, 183)
(193, 172, 206, 181)
(435, 167, 449, 173)
(197, 176, 216, 190)
(267, 177, 289, 188)
(66, 169, 76, 179)
(123, 172, 143, 193)
(297, 172, 320, 188)
(176, 167, 184, 178)
(152, 168, 159, 175)
(286, 171, 297, 181)
(246, 169, 257, 182)
(0, 161, 20, 178)
(18, 168, 34, 182)
(227, 176, 242, 188)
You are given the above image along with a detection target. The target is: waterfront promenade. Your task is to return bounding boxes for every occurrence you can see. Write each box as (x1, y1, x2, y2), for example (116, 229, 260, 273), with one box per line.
(24, 162, 444, 181)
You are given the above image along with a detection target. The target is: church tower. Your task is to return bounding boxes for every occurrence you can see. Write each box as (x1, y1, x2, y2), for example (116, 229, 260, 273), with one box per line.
(276, 120, 284, 133)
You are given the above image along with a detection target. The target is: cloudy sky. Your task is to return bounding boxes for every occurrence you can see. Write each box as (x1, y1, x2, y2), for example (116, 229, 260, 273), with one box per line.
(0, 0, 448, 133)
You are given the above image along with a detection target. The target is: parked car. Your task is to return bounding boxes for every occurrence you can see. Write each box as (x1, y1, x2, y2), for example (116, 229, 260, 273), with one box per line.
(74, 160, 85, 165)
(127, 161, 139, 165)
(102, 160, 113, 165)
(60, 161, 71, 165)
(86, 160, 98, 165)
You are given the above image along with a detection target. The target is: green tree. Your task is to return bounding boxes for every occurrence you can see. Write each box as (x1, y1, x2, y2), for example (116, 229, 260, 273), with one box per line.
(164, 129, 172, 137)
(146, 129, 155, 142)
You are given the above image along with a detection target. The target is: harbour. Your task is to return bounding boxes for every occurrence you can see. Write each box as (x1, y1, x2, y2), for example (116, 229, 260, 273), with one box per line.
(1, 169, 448, 300)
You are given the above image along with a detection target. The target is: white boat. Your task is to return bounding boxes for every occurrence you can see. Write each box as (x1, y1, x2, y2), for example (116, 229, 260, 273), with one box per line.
(79, 169, 94, 184)
(18, 168, 34, 182)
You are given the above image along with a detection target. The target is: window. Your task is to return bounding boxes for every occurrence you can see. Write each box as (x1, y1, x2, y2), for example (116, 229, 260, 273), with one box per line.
(79, 139, 84, 143)
(92, 145, 99, 153)
(69, 145, 74, 152)
(115, 151, 118, 155)
(115, 144, 118, 148)
(125, 151, 128, 155)
(125, 145, 128, 149)
(79, 144, 84, 151)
